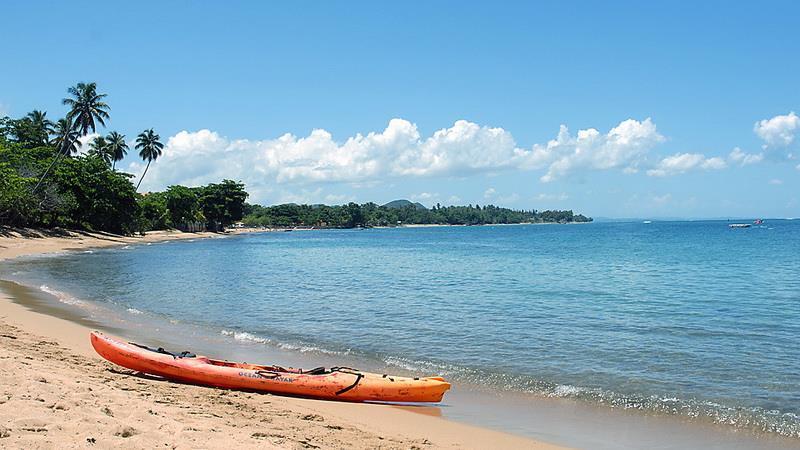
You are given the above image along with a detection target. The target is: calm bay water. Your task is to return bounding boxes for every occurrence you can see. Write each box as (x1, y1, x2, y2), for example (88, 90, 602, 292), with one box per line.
(3, 221, 800, 439)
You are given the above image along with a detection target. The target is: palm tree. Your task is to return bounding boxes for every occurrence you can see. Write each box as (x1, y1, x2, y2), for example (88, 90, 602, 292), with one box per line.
(35, 82, 110, 193)
(62, 82, 110, 136)
(88, 136, 112, 166)
(26, 110, 54, 146)
(33, 117, 82, 192)
(135, 128, 164, 191)
(105, 131, 128, 170)
(50, 118, 82, 156)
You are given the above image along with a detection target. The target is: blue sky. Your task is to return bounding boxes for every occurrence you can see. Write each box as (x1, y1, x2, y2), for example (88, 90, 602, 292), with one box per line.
(2, 1, 799, 218)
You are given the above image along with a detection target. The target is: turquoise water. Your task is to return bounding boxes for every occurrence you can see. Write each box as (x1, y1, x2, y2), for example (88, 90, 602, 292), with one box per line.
(3, 221, 800, 438)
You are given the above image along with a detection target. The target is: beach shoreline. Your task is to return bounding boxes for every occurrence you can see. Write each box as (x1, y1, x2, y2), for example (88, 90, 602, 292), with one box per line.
(0, 228, 561, 449)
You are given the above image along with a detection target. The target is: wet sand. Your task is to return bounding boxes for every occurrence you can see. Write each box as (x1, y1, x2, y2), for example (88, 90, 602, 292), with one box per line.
(0, 228, 561, 449)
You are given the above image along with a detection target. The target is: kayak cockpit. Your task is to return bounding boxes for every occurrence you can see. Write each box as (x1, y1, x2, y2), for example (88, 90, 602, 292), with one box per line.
(205, 359, 330, 375)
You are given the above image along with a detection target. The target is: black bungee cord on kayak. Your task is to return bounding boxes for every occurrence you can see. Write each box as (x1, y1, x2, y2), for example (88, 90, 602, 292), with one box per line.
(128, 342, 196, 359)
(331, 367, 364, 395)
(253, 366, 363, 395)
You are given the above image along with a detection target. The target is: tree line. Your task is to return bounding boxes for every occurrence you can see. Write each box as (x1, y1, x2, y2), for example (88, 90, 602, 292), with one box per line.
(0, 82, 247, 233)
(242, 202, 592, 228)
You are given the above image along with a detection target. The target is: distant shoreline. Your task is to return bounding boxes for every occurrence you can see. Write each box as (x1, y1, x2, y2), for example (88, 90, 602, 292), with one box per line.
(382, 221, 591, 228)
(0, 227, 265, 261)
(241, 221, 592, 231)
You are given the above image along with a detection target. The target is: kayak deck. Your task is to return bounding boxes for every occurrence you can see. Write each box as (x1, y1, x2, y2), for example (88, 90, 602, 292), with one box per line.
(90, 331, 450, 403)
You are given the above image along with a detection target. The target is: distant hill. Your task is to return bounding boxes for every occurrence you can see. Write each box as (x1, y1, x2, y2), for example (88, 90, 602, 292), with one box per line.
(382, 199, 428, 210)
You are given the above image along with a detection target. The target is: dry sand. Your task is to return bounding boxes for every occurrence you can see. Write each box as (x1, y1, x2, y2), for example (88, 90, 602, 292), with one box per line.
(0, 228, 564, 449)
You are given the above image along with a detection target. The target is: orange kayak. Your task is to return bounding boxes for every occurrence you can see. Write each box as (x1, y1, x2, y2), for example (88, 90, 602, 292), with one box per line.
(90, 331, 450, 403)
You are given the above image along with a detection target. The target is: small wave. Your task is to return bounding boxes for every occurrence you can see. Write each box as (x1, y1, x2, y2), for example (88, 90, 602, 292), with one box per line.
(383, 356, 452, 374)
(39, 285, 83, 306)
(121, 245, 132, 250)
(219, 330, 348, 356)
(551, 384, 590, 397)
(384, 356, 422, 372)
(82, 250, 94, 254)
(126, 308, 144, 315)
(221, 329, 271, 344)
(146, 243, 153, 246)
(276, 341, 349, 356)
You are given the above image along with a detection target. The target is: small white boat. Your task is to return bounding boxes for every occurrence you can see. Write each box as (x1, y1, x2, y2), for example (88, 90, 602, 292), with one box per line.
(643, 220, 652, 224)
(728, 223, 751, 228)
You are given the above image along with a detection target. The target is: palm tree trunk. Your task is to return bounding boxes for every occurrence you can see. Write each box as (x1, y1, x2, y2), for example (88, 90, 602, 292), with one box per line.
(136, 160, 151, 191)
(33, 142, 70, 193)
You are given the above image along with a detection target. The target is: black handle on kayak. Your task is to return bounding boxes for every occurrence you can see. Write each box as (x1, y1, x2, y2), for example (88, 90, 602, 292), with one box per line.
(334, 370, 363, 395)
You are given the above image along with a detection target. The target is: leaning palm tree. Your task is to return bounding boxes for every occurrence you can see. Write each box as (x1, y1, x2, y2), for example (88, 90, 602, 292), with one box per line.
(62, 82, 110, 136)
(26, 110, 54, 146)
(33, 117, 83, 192)
(105, 131, 128, 170)
(135, 128, 164, 191)
(50, 118, 82, 156)
(88, 136, 113, 166)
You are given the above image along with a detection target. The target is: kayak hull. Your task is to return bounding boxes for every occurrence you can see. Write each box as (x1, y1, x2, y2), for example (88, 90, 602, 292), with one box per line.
(90, 331, 450, 403)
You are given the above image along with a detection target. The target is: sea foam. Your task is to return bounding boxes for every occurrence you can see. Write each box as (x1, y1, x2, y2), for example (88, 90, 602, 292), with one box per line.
(39, 285, 83, 306)
(221, 329, 271, 344)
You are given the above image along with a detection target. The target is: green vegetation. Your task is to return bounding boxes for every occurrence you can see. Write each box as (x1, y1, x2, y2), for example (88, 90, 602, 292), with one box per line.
(0, 82, 248, 234)
(242, 201, 591, 228)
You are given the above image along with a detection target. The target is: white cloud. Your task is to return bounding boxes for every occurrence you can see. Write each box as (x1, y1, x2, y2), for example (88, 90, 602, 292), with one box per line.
(124, 117, 672, 202)
(769, 179, 783, 185)
(396, 120, 519, 177)
(75, 133, 100, 155)
(754, 112, 799, 147)
(646, 153, 727, 177)
(515, 118, 665, 182)
(127, 120, 522, 194)
(483, 187, 496, 198)
(728, 147, 763, 166)
(702, 157, 728, 170)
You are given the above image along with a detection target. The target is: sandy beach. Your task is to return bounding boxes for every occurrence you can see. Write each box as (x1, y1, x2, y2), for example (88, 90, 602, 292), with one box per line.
(0, 228, 562, 449)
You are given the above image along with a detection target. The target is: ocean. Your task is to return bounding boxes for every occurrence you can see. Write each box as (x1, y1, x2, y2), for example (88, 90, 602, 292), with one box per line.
(2, 221, 799, 448)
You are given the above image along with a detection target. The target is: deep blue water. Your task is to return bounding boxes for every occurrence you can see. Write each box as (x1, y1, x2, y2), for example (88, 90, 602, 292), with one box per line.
(3, 221, 800, 437)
